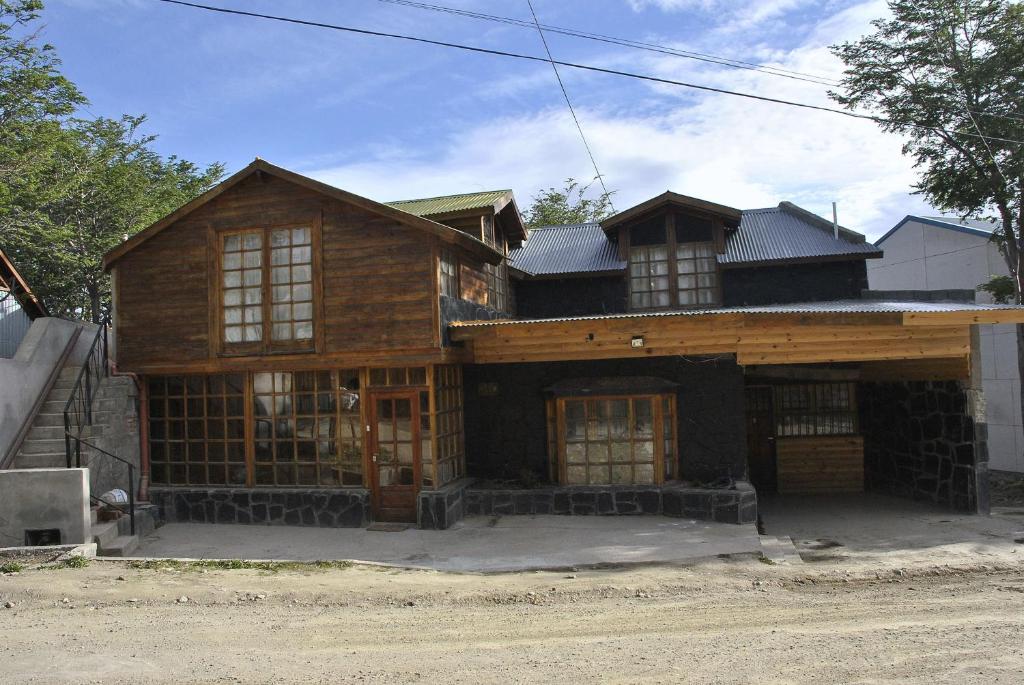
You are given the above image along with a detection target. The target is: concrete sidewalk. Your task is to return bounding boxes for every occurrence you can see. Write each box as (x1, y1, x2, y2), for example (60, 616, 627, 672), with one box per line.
(134, 515, 762, 572)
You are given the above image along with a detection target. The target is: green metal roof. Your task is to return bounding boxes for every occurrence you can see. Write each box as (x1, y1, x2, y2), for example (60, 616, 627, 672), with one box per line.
(386, 190, 512, 218)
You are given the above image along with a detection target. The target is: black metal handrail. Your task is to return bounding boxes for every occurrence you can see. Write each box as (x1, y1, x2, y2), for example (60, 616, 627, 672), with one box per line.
(63, 322, 108, 468)
(61, 321, 136, 536)
(65, 434, 136, 536)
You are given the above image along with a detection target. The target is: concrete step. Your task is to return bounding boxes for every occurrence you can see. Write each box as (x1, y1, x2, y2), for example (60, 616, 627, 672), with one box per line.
(759, 535, 803, 565)
(97, 534, 139, 557)
(92, 518, 121, 549)
(19, 438, 69, 455)
(25, 424, 72, 441)
(13, 452, 68, 468)
(33, 412, 67, 427)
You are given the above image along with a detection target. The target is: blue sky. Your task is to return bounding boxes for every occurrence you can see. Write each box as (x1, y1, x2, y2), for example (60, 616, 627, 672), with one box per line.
(45, 0, 933, 239)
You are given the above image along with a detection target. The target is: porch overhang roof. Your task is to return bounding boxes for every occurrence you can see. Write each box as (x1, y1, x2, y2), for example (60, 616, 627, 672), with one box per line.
(448, 300, 1024, 367)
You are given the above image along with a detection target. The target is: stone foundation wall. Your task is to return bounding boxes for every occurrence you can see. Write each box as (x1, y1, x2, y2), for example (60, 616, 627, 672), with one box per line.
(860, 380, 987, 511)
(418, 478, 472, 530)
(151, 488, 370, 527)
(465, 482, 757, 525)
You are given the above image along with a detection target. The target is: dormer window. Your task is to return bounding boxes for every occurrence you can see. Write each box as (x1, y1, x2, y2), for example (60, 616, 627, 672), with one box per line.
(628, 214, 720, 310)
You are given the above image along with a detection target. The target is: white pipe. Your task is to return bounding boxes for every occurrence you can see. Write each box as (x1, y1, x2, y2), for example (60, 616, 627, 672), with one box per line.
(832, 202, 839, 240)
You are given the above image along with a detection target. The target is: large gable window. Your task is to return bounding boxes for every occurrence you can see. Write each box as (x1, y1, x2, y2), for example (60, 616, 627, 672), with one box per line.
(628, 214, 720, 311)
(219, 223, 318, 353)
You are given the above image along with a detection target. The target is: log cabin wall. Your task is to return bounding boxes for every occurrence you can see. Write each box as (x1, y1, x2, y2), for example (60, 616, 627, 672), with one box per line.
(114, 173, 441, 371)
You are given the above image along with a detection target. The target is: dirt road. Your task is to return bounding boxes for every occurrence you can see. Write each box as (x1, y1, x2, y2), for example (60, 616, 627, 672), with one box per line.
(1, 556, 1023, 684)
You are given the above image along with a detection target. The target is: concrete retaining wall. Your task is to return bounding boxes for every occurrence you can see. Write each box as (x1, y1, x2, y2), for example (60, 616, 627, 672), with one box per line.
(0, 468, 90, 546)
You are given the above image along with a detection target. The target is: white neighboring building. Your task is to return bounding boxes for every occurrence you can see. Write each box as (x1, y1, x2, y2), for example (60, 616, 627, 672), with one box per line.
(870, 215, 1023, 474)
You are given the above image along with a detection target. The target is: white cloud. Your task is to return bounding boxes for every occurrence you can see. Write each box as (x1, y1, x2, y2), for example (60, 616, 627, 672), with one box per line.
(301, 0, 929, 240)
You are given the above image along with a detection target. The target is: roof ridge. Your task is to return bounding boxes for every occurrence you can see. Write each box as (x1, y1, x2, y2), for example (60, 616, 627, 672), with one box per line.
(529, 222, 601, 231)
(387, 189, 512, 204)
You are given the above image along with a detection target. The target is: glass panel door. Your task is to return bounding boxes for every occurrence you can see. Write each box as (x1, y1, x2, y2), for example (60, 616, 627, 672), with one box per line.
(370, 392, 420, 522)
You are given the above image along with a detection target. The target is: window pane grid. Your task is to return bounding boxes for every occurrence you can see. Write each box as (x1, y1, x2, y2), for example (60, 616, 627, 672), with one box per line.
(222, 232, 263, 343)
(253, 370, 364, 487)
(148, 374, 246, 486)
(440, 249, 458, 298)
(269, 227, 313, 342)
(562, 395, 665, 485)
(484, 262, 510, 313)
(629, 246, 670, 309)
(434, 365, 464, 486)
(675, 241, 718, 307)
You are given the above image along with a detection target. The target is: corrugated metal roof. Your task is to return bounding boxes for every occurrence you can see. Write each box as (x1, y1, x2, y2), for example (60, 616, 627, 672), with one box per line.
(450, 299, 1023, 327)
(508, 223, 625, 276)
(507, 202, 882, 277)
(719, 205, 882, 265)
(386, 190, 512, 217)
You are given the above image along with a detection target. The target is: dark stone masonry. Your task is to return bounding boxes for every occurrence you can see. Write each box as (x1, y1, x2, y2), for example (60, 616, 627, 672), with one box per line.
(150, 488, 371, 528)
(860, 380, 987, 512)
(418, 478, 473, 530)
(464, 482, 757, 525)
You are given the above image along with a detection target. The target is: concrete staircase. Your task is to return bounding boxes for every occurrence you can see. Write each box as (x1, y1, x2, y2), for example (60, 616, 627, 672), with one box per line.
(11, 356, 151, 557)
(90, 504, 159, 557)
(12, 368, 136, 470)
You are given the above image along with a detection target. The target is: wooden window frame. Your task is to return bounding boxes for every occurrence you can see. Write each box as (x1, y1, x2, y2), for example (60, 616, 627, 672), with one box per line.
(439, 248, 460, 298)
(553, 393, 675, 486)
(626, 212, 722, 312)
(211, 214, 323, 358)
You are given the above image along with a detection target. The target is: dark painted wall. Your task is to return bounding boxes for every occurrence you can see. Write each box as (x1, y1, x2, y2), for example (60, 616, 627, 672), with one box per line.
(859, 380, 986, 511)
(722, 260, 869, 306)
(513, 276, 627, 319)
(464, 356, 747, 485)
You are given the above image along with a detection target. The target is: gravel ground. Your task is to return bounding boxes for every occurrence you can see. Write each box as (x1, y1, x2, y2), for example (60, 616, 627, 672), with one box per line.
(1, 555, 1023, 684)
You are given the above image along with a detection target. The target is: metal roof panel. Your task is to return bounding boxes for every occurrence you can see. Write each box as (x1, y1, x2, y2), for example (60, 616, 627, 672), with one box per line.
(507, 223, 625, 276)
(449, 299, 1022, 327)
(386, 190, 512, 217)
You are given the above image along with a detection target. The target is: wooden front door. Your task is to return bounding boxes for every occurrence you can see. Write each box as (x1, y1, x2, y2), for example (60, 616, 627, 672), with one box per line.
(368, 391, 421, 522)
(745, 386, 777, 493)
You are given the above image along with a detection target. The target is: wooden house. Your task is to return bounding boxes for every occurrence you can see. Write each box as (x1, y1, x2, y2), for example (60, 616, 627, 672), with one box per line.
(103, 159, 1024, 528)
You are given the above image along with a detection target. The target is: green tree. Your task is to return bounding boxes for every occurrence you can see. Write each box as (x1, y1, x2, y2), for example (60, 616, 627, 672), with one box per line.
(0, 0, 85, 219)
(5, 115, 224, 322)
(0, 1, 224, 322)
(830, 0, 1024, 444)
(523, 177, 616, 228)
(830, 0, 1024, 294)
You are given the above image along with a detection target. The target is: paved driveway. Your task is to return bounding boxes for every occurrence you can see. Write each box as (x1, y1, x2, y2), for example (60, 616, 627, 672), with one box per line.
(759, 493, 1024, 567)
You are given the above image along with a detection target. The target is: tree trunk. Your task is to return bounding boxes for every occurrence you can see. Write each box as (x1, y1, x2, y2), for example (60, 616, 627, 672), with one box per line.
(87, 282, 101, 325)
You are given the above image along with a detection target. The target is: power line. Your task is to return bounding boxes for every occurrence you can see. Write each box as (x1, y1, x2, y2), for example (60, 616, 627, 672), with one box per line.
(525, 0, 613, 210)
(153, 0, 1024, 146)
(373, 0, 1024, 125)
(374, 0, 840, 87)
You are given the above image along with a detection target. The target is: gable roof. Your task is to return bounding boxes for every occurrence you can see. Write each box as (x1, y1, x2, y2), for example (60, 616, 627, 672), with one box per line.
(508, 201, 881, 278)
(875, 214, 996, 246)
(0, 247, 47, 318)
(599, 191, 743, 234)
(102, 159, 503, 270)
